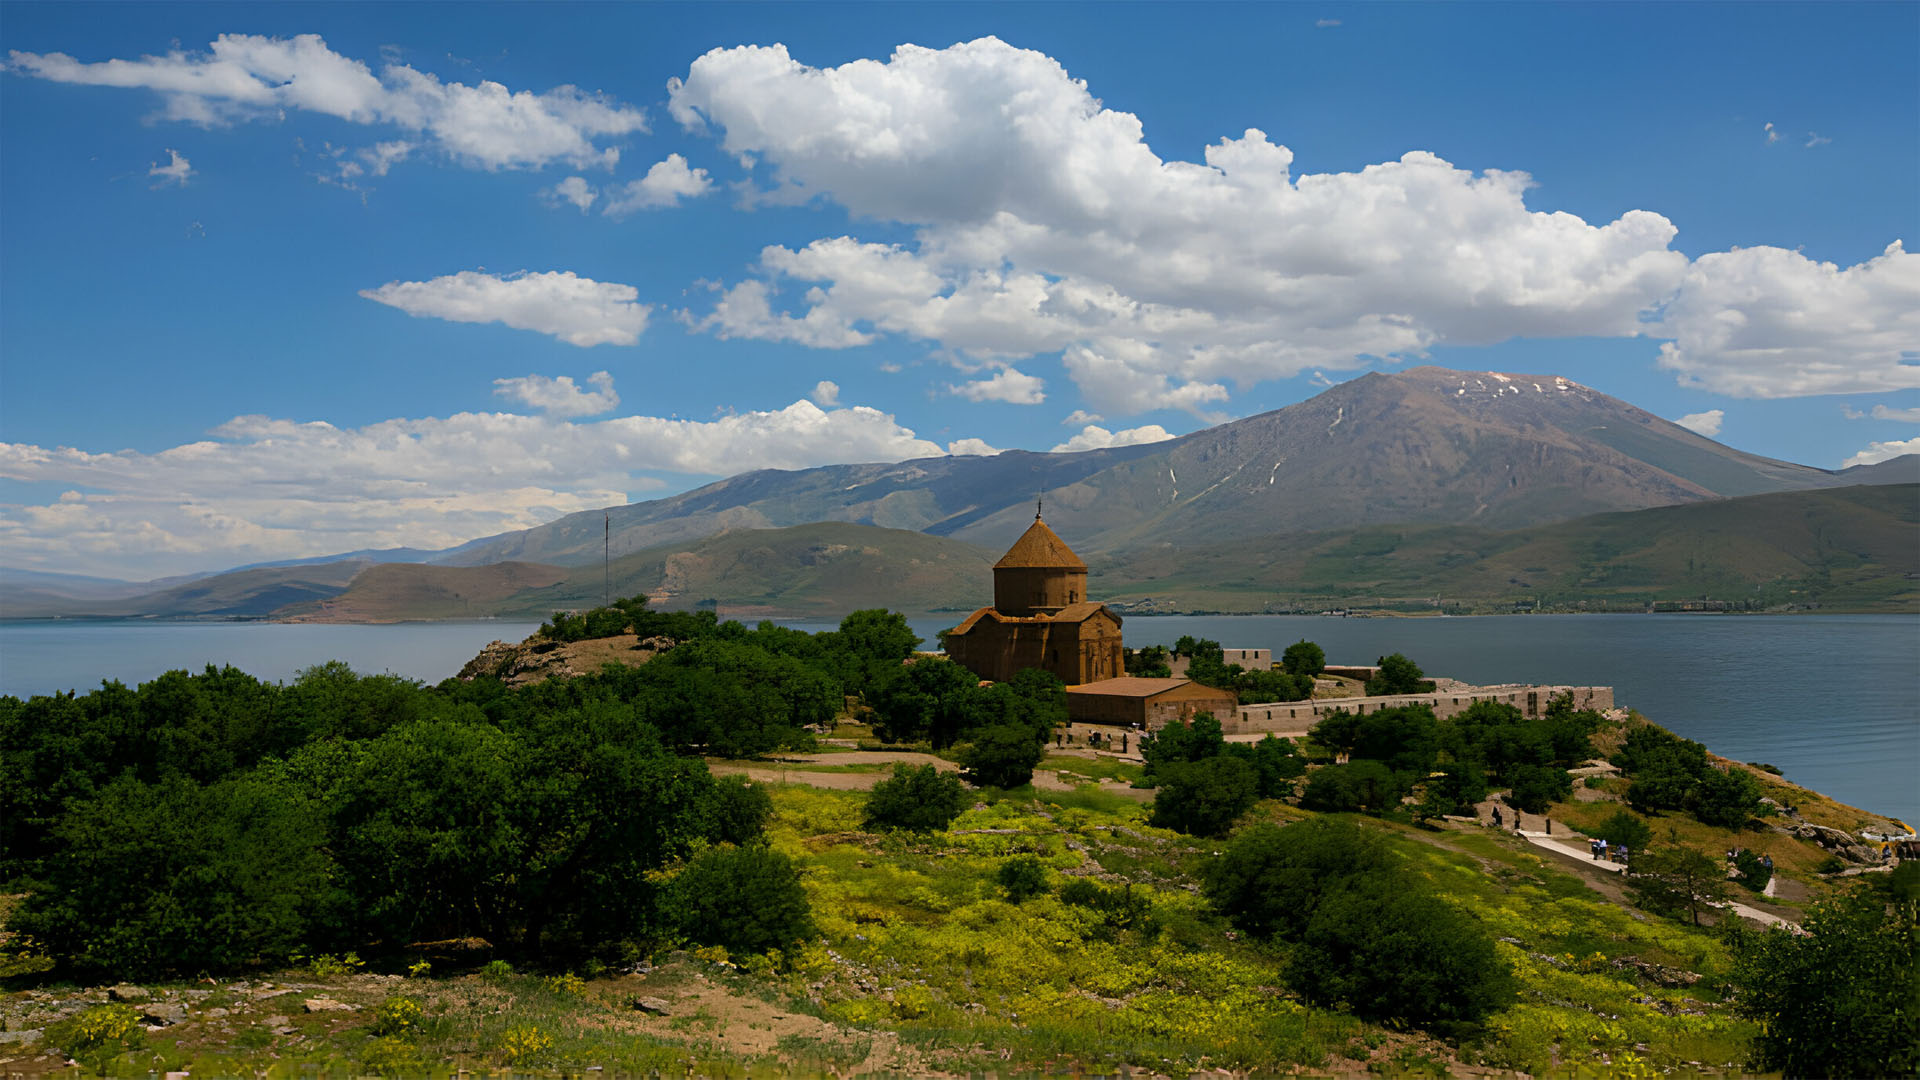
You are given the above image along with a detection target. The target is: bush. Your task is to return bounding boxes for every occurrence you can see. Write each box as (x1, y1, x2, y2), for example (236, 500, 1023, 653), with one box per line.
(1203, 819, 1391, 940)
(1149, 755, 1258, 837)
(1365, 653, 1433, 696)
(45, 1004, 144, 1076)
(960, 723, 1046, 788)
(667, 844, 813, 955)
(1299, 760, 1409, 814)
(1058, 878, 1154, 931)
(1281, 639, 1326, 677)
(864, 764, 968, 832)
(1730, 887, 1919, 1078)
(1592, 808, 1653, 856)
(1502, 762, 1572, 814)
(1732, 849, 1773, 892)
(1222, 734, 1305, 797)
(1141, 713, 1225, 779)
(1285, 878, 1513, 1029)
(996, 856, 1049, 902)
(1413, 760, 1488, 820)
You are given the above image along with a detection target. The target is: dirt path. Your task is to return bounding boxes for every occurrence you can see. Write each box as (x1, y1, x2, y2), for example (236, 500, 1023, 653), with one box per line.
(709, 752, 1151, 801)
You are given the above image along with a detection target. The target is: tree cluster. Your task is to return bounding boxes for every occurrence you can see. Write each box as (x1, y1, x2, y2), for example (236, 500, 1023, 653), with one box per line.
(1203, 819, 1513, 1030)
(1172, 636, 1315, 704)
(1141, 714, 1304, 836)
(0, 602, 935, 978)
(1611, 724, 1764, 827)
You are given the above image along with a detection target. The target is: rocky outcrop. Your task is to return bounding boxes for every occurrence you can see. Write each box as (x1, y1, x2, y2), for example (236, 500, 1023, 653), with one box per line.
(456, 632, 671, 688)
(1786, 823, 1881, 864)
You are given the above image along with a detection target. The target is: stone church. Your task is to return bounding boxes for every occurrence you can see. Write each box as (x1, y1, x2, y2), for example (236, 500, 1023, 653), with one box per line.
(942, 512, 1125, 685)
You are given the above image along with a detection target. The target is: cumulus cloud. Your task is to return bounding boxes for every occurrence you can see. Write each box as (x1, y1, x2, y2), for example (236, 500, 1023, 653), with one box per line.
(492, 371, 620, 417)
(1674, 409, 1724, 437)
(8, 33, 645, 170)
(601, 153, 714, 215)
(1845, 403, 1920, 422)
(1652, 241, 1920, 397)
(664, 38, 1916, 410)
(950, 367, 1045, 404)
(946, 438, 999, 456)
(147, 147, 193, 186)
(811, 380, 840, 406)
(0, 395, 963, 578)
(1842, 437, 1920, 469)
(546, 175, 597, 212)
(1062, 409, 1103, 425)
(1050, 424, 1176, 453)
(360, 270, 650, 347)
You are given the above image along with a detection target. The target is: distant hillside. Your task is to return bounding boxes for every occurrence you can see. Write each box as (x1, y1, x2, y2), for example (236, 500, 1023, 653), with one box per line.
(431, 366, 1909, 569)
(1097, 484, 1920, 613)
(1, 562, 367, 619)
(289, 522, 998, 622)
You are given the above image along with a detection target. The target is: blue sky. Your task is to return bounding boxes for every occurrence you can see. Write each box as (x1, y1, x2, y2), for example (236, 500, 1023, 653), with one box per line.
(2, 1, 1916, 578)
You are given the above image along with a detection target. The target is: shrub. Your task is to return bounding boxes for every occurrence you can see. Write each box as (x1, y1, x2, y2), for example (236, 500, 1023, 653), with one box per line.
(1223, 734, 1305, 797)
(1730, 887, 1919, 1079)
(1365, 653, 1433, 696)
(1285, 878, 1513, 1029)
(1732, 849, 1773, 893)
(1203, 819, 1391, 940)
(864, 764, 968, 832)
(1281, 639, 1326, 677)
(1503, 762, 1572, 814)
(1300, 760, 1409, 814)
(996, 856, 1049, 902)
(1149, 755, 1258, 837)
(45, 1004, 144, 1076)
(960, 723, 1046, 788)
(1628, 842, 1728, 925)
(370, 995, 424, 1037)
(497, 1024, 554, 1067)
(668, 845, 813, 955)
(1592, 808, 1653, 857)
(1141, 714, 1226, 779)
(1057, 879, 1153, 931)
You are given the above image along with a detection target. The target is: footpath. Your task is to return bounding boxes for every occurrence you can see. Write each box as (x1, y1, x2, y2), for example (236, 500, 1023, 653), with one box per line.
(1505, 823, 1795, 929)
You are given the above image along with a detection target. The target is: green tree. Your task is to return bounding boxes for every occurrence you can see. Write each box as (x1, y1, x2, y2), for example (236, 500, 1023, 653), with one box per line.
(1223, 734, 1306, 798)
(1413, 760, 1488, 821)
(1124, 645, 1172, 678)
(1502, 762, 1572, 814)
(1203, 819, 1391, 940)
(1729, 886, 1920, 1078)
(1281, 639, 1326, 677)
(960, 723, 1046, 788)
(667, 845, 813, 955)
(864, 764, 968, 832)
(1149, 755, 1258, 837)
(867, 658, 979, 745)
(1627, 841, 1728, 925)
(1141, 713, 1225, 779)
(1285, 877, 1514, 1029)
(1688, 764, 1763, 828)
(1300, 760, 1410, 814)
(1365, 653, 1432, 696)
(1592, 808, 1653, 859)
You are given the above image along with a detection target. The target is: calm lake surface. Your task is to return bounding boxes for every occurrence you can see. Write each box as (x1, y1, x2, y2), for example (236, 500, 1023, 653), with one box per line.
(3, 614, 1915, 824)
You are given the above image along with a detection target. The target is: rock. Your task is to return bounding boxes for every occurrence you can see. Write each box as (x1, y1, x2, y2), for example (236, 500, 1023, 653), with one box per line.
(0, 1030, 42, 1046)
(254, 988, 296, 1000)
(633, 996, 673, 1016)
(141, 1003, 188, 1026)
(264, 1014, 295, 1035)
(206, 1007, 229, 1018)
(107, 984, 150, 1003)
(303, 997, 356, 1013)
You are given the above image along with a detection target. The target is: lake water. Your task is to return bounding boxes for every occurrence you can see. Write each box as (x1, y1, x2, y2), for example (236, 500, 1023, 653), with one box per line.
(3, 614, 1915, 824)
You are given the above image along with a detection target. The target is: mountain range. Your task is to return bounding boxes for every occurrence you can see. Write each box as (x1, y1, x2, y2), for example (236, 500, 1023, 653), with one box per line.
(6, 366, 1914, 620)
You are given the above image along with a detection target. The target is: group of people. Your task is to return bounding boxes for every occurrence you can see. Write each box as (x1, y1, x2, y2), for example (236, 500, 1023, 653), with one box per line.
(1728, 847, 1775, 872)
(1056, 727, 1131, 754)
(1590, 837, 1629, 864)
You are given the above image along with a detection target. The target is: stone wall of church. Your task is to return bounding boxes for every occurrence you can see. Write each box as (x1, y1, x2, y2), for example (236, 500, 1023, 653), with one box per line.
(992, 567, 1089, 616)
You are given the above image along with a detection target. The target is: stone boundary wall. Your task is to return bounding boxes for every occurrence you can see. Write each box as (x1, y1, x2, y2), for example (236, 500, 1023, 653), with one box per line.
(1226, 684, 1615, 737)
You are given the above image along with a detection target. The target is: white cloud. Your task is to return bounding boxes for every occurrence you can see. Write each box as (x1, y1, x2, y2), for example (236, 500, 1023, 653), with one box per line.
(8, 33, 645, 171)
(949, 367, 1045, 404)
(1315, 18, 1342, 28)
(666, 38, 1915, 410)
(147, 147, 193, 186)
(1805, 132, 1831, 148)
(546, 175, 597, 212)
(1842, 437, 1920, 469)
(1652, 241, 1920, 397)
(1862, 404, 1920, 422)
(1764, 121, 1779, 145)
(0, 395, 966, 578)
(492, 371, 620, 417)
(946, 438, 999, 456)
(811, 380, 840, 406)
(1673, 409, 1724, 437)
(1062, 409, 1103, 425)
(360, 270, 650, 347)
(601, 153, 714, 215)
(1050, 424, 1176, 453)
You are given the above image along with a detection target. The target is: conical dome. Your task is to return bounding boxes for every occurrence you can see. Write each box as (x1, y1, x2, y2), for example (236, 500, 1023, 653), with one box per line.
(994, 516, 1088, 570)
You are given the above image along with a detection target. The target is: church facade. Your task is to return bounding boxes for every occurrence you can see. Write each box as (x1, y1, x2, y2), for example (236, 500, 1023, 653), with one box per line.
(942, 514, 1125, 686)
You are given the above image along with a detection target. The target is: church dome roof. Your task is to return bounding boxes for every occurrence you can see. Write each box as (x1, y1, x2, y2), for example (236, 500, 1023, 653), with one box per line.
(994, 516, 1088, 570)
